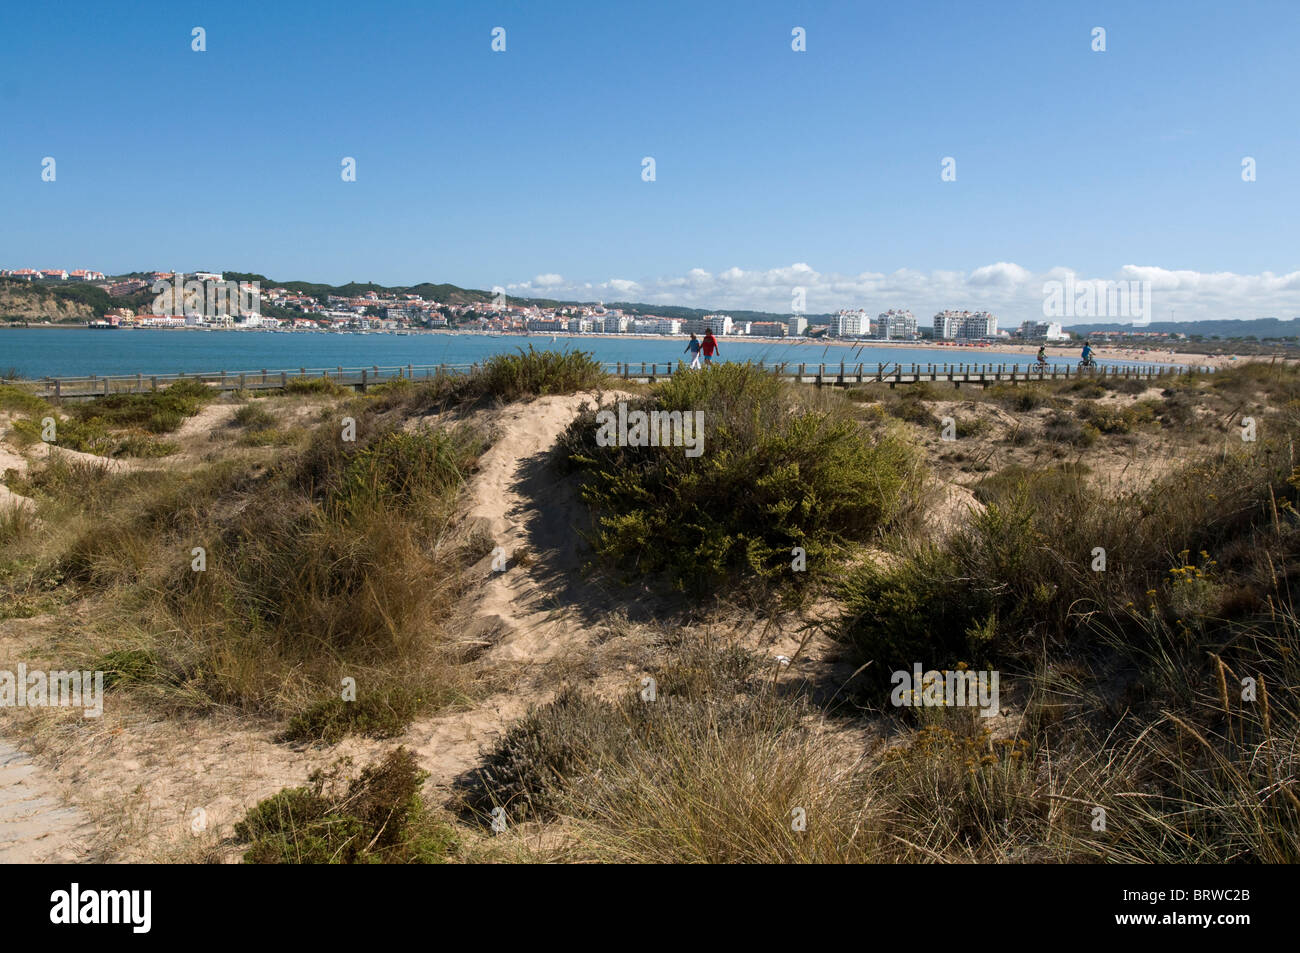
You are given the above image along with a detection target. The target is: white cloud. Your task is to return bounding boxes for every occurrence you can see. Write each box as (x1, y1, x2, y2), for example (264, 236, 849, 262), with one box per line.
(500, 262, 1300, 325)
(969, 261, 1031, 287)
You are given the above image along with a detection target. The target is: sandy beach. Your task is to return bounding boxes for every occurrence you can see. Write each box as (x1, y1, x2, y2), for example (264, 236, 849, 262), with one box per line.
(531, 331, 1274, 368)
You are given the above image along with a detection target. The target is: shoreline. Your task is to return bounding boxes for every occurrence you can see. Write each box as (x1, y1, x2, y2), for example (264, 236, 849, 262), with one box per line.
(2, 322, 1285, 369)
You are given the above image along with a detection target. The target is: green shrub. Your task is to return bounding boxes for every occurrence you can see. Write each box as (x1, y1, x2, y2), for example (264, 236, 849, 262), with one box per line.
(887, 391, 938, 426)
(987, 384, 1051, 412)
(232, 403, 275, 429)
(10, 414, 116, 455)
(972, 462, 1088, 507)
(838, 441, 1297, 684)
(954, 414, 990, 438)
(1157, 389, 1199, 427)
(558, 362, 923, 594)
(0, 383, 48, 416)
(236, 748, 457, 863)
(284, 376, 348, 396)
(1099, 377, 1150, 396)
(67, 378, 213, 433)
(116, 436, 179, 457)
(838, 545, 993, 683)
(1063, 379, 1106, 399)
(1043, 411, 1098, 446)
(1074, 400, 1132, 434)
(236, 428, 288, 447)
(280, 689, 421, 743)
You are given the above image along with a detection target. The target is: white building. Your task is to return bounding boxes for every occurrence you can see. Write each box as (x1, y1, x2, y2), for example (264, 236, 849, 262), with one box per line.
(702, 314, 734, 335)
(832, 309, 870, 337)
(875, 309, 918, 340)
(603, 314, 629, 333)
(656, 318, 682, 335)
(787, 315, 808, 337)
(1018, 320, 1067, 341)
(933, 310, 998, 340)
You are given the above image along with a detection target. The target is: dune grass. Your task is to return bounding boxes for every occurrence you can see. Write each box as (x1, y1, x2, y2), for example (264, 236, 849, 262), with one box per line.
(8, 402, 489, 736)
(360, 346, 607, 417)
(8, 356, 1299, 863)
(5, 378, 215, 456)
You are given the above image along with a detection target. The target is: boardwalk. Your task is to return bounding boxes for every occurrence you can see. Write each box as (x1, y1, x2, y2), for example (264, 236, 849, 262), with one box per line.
(30, 359, 1204, 401)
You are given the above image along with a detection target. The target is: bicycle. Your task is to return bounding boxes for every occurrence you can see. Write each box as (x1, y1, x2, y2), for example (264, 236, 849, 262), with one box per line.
(1030, 361, 1049, 373)
(1078, 357, 1097, 370)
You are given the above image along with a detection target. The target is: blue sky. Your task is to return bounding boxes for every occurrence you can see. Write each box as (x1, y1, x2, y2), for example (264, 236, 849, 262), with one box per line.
(2, 0, 1298, 321)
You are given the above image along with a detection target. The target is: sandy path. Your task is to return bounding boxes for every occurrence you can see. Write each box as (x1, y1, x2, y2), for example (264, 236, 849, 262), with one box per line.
(0, 390, 645, 857)
(406, 392, 628, 793)
(0, 739, 93, 862)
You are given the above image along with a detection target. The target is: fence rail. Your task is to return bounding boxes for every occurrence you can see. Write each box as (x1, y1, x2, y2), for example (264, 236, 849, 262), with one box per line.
(29, 359, 1205, 400)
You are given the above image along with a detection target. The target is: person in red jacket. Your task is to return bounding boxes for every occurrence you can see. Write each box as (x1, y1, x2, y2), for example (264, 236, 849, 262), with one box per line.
(700, 330, 720, 366)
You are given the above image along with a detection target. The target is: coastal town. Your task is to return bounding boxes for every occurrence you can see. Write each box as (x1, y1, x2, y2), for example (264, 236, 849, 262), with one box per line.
(1, 267, 1195, 345)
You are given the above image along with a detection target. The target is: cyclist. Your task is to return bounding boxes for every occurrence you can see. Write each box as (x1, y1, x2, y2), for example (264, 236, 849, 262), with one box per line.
(1036, 344, 1047, 366)
(1080, 340, 1094, 366)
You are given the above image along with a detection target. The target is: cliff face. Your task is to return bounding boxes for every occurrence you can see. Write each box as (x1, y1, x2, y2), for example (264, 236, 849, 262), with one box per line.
(0, 283, 96, 321)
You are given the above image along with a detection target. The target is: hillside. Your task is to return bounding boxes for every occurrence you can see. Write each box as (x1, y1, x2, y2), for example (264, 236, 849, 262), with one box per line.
(1067, 316, 1300, 339)
(0, 280, 101, 322)
(221, 272, 822, 321)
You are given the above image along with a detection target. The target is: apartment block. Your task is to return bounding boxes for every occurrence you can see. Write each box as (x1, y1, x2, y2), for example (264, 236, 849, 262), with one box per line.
(831, 309, 871, 337)
(875, 309, 918, 340)
(933, 309, 998, 340)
